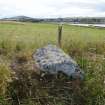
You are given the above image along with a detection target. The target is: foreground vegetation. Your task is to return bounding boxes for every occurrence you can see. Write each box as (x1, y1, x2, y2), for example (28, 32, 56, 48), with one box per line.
(0, 21, 105, 105)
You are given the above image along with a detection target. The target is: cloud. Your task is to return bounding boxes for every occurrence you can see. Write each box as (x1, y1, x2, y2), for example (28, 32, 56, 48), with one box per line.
(0, 0, 105, 18)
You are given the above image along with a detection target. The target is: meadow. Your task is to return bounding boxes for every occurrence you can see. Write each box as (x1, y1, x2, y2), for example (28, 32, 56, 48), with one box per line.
(0, 21, 105, 105)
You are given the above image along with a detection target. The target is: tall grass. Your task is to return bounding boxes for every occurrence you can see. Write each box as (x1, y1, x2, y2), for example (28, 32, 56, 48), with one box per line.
(0, 22, 105, 105)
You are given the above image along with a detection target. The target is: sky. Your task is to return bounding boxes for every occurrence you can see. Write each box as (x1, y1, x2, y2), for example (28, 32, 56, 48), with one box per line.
(0, 0, 105, 18)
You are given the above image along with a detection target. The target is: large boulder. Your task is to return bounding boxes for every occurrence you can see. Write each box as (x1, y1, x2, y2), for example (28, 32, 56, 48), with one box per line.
(33, 44, 84, 80)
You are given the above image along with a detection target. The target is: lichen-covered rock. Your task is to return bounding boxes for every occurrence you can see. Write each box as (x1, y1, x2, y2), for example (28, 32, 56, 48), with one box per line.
(33, 44, 84, 80)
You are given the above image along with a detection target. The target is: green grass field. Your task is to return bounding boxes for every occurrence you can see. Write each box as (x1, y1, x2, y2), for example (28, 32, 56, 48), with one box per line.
(0, 21, 105, 105)
(0, 22, 105, 52)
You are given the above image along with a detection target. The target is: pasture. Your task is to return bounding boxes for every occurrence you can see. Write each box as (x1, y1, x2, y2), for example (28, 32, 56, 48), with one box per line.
(0, 21, 105, 105)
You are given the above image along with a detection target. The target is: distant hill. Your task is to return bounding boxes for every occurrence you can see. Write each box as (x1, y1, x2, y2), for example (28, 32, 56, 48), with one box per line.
(1, 16, 105, 24)
(1, 16, 44, 22)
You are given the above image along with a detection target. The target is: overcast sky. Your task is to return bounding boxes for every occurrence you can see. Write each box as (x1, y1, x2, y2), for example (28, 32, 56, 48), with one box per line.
(0, 0, 105, 18)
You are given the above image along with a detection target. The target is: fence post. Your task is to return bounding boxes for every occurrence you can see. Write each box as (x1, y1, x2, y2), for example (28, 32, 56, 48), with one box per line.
(58, 24, 62, 48)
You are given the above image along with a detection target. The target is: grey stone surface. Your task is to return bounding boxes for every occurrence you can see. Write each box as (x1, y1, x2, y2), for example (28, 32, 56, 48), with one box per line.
(33, 44, 84, 80)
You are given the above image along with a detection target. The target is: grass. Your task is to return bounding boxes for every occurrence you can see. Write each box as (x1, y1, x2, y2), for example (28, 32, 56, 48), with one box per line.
(0, 21, 105, 105)
(0, 22, 105, 51)
(0, 22, 105, 53)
